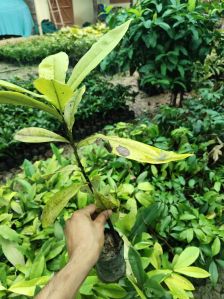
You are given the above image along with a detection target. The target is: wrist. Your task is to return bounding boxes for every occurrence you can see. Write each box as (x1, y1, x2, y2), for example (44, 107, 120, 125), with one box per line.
(69, 246, 100, 268)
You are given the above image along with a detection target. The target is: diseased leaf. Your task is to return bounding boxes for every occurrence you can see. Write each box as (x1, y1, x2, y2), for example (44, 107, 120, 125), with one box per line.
(14, 127, 69, 144)
(42, 183, 81, 227)
(39, 52, 69, 83)
(78, 134, 193, 164)
(34, 78, 73, 111)
(0, 91, 61, 120)
(64, 86, 86, 132)
(68, 20, 131, 90)
(173, 247, 199, 270)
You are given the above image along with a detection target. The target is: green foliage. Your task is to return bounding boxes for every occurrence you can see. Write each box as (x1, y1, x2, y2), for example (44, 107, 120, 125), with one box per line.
(0, 75, 134, 160)
(0, 25, 104, 65)
(102, 0, 221, 96)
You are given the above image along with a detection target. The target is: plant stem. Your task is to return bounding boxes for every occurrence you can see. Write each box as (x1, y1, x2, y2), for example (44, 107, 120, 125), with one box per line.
(68, 133, 119, 244)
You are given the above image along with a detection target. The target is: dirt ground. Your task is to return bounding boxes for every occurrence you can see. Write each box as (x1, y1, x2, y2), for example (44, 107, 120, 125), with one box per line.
(110, 72, 170, 117)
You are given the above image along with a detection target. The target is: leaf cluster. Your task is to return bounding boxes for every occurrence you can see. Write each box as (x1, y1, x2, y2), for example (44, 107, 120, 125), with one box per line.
(102, 0, 221, 94)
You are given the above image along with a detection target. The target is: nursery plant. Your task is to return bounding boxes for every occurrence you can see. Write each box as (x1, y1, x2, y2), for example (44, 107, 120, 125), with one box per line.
(0, 20, 202, 294)
(102, 0, 220, 105)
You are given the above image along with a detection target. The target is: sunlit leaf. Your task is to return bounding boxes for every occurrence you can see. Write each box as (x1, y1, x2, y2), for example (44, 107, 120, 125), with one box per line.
(68, 20, 131, 90)
(14, 127, 69, 144)
(0, 91, 61, 120)
(39, 52, 69, 83)
(175, 266, 210, 278)
(34, 78, 73, 111)
(64, 86, 86, 132)
(9, 276, 50, 296)
(173, 247, 199, 270)
(0, 79, 44, 99)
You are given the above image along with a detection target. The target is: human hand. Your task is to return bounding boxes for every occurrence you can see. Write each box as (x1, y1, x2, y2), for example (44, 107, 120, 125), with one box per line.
(64, 204, 112, 266)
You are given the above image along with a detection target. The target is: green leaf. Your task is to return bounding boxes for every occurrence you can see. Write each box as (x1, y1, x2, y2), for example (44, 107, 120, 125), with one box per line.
(14, 127, 69, 144)
(79, 276, 98, 296)
(128, 247, 147, 288)
(175, 266, 210, 278)
(42, 183, 81, 227)
(64, 86, 86, 132)
(29, 254, 45, 279)
(173, 247, 199, 270)
(39, 52, 69, 83)
(209, 261, 218, 286)
(1, 239, 25, 267)
(34, 78, 73, 111)
(9, 276, 50, 297)
(130, 203, 162, 238)
(0, 225, 21, 242)
(68, 20, 131, 90)
(78, 134, 193, 164)
(188, 0, 196, 11)
(137, 182, 153, 191)
(128, 277, 147, 299)
(0, 91, 61, 120)
(94, 283, 127, 298)
(212, 237, 221, 257)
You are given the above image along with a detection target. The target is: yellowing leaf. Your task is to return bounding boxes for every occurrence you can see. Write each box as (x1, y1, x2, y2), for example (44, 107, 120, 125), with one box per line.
(64, 86, 86, 132)
(0, 79, 44, 99)
(95, 192, 120, 211)
(165, 273, 194, 291)
(150, 243, 163, 269)
(164, 275, 189, 299)
(34, 78, 73, 111)
(39, 52, 69, 83)
(175, 266, 210, 278)
(42, 183, 81, 227)
(68, 20, 131, 90)
(173, 247, 199, 270)
(14, 127, 69, 144)
(188, 0, 196, 11)
(78, 134, 192, 164)
(9, 276, 50, 296)
(0, 91, 61, 120)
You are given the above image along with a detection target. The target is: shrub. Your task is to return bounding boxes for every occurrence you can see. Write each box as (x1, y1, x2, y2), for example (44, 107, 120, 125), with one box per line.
(102, 0, 221, 105)
(0, 25, 104, 65)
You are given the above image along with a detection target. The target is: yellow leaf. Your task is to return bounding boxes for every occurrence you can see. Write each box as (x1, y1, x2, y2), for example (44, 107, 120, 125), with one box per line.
(39, 52, 69, 83)
(166, 273, 194, 291)
(78, 134, 193, 164)
(14, 127, 69, 144)
(164, 275, 190, 299)
(34, 78, 73, 111)
(175, 266, 210, 278)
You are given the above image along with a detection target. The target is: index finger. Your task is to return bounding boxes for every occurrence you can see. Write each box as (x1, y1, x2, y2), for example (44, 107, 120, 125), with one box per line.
(80, 204, 97, 215)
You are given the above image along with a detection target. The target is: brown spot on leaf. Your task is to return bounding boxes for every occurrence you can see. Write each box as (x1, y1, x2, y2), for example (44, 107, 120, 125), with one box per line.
(116, 145, 130, 157)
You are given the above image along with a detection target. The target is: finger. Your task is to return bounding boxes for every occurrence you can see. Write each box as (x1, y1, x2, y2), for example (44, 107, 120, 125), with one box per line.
(95, 210, 112, 225)
(80, 204, 97, 215)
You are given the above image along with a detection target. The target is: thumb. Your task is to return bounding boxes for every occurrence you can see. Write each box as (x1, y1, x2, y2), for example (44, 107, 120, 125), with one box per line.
(95, 210, 112, 225)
